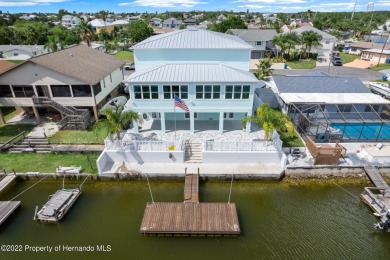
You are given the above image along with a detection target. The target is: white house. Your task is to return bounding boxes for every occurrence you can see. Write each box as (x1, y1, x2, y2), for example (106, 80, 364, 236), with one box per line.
(163, 18, 182, 29)
(149, 18, 162, 27)
(228, 29, 278, 58)
(0, 45, 124, 124)
(0, 45, 48, 60)
(61, 15, 81, 29)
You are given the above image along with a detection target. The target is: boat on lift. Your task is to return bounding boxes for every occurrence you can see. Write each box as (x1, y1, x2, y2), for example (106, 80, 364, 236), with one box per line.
(368, 82, 390, 99)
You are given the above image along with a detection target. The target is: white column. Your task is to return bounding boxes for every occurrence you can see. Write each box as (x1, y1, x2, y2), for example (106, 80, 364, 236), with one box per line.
(133, 120, 139, 133)
(219, 112, 224, 133)
(246, 110, 251, 133)
(160, 112, 166, 133)
(190, 111, 195, 133)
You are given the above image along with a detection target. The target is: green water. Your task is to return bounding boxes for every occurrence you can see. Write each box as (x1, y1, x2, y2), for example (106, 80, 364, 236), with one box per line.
(1, 180, 390, 260)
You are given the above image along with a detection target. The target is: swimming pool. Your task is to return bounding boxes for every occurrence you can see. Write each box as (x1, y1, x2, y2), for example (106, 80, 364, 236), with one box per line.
(331, 123, 390, 141)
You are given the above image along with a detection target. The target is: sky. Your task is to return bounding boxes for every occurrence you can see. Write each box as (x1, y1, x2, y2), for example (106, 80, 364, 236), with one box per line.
(0, 0, 389, 14)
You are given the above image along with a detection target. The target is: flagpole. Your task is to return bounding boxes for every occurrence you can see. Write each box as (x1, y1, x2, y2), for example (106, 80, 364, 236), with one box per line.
(174, 98, 177, 141)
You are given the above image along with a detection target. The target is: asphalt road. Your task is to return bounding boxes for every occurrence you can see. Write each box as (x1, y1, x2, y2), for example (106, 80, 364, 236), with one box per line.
(273, 66, 385, 82)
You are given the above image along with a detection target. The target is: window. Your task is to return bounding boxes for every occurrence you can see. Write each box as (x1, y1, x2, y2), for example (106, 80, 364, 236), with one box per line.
(196, 85, 220, 99)
(184, 112, 198, 119)
(163, 85, 188, 99)
(225, 85, 250, 99)
(0, 85, 13, 97)
(225, 85, 233, 99)
(224, 112, 234, 119)
(35, 85, 46, 97)
(325, 41, 330, 44)
(12, 85, 34, 97)
(337, 104, 352, 113)
(134, 85, 159, 100)
(152, 112, 161, 119)
(93, 82, 102, 95)
(365, 105, 380, 112)
(51, 85, 71, 97)
(71, 85, 92, 97)
(256, 41, 262, 46)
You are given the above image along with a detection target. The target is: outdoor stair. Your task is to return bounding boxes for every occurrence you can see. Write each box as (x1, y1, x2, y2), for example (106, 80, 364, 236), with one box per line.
(32, 96, 90, 130)
(184, 141, 203, 163)
(9, 137, 51, 153)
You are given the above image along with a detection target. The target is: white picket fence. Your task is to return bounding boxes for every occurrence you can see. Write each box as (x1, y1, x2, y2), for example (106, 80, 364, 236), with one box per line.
(105, 139, 184, 151)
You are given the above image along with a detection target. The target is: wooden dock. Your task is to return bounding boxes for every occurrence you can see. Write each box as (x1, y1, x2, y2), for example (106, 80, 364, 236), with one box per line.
(0, 175, 16, 192)
(184, 174, 199, 203)
(140, 172, 240, 236)
(364, 165, 389, 189)
(0, 201, 21, 225)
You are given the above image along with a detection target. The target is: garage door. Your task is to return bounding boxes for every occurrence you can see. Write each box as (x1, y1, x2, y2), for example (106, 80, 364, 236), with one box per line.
(251, 51, 263, 59)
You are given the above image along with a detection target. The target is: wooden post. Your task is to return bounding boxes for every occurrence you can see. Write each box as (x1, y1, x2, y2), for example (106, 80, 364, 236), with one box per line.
(0, 108, 5, 124)
(32, 106, 41, 124)
(93, 106, 99, 121)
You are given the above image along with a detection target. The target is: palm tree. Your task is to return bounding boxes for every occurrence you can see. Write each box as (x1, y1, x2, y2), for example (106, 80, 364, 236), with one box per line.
(272, 34, 288, 58)
(44, 35, 58, 52)
(255, 58, 273, 81)
(284, 32, 301, 56)
(99, 10, 109, 43)
(94, 105, 141, 140)
(76, 20, 94, 47)
(301, 31, 323, 57)
(305, 9, 314, 21)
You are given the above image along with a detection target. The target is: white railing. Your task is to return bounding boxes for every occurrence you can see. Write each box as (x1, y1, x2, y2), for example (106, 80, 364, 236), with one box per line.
(204, 130, 283, 152)
(105, 139, 184, 151)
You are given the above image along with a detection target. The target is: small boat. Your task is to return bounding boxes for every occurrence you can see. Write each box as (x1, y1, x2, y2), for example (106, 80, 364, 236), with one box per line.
(34, 187, 81, 222)
(99, 96, 128, 115)
(368, 82, 390, 99)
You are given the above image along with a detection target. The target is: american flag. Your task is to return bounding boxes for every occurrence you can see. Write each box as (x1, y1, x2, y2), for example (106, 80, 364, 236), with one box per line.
(174, 95, 189, 112)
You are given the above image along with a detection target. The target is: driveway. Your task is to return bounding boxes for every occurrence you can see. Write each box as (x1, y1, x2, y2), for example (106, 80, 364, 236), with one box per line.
(273, 66, 384, 81)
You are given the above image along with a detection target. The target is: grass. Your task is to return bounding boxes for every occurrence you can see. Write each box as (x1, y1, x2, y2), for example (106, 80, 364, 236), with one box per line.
(1, 107, 18, 123)
(0, 153, 100, 174)
(278, 129, 305, 147)
(8, 60, 24, 64)
(287, 60, 316, 69)
(112, 50, 134, 63)
(0, 124, 35, 142)
(48, 127, 107, 144)
(370, 64, 390, 71)
(339, 53, 359, 64)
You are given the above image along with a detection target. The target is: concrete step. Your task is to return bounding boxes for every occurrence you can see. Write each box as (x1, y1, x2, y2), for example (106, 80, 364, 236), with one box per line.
(20, 141, 49, 144)
(184, 160, 202, 163)
(23, 138, 48, 141)
(36, 151, 52, 153)
(9, 151, 23, 154)
(34, 147, 52, 151)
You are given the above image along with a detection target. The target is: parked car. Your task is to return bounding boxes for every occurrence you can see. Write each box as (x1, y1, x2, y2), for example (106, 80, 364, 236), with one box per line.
(124, 63, 135, 70)
(332, 57, 343, 66)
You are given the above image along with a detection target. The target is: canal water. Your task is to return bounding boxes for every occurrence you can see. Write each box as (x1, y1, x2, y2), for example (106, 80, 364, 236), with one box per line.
(1, 180, 390, 259)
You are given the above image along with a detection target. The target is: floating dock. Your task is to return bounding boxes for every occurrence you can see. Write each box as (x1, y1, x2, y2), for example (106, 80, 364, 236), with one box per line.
(35, 188, 80, 222)
(0, 201, 21, 225)
(140, 173, 240, 236)
(0, 175, 17, 193)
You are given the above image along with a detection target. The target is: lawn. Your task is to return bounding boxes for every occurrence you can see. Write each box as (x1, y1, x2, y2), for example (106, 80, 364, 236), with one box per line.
(0, 124, 35, 142)
(1, 107, 18, 123)
(339, 53, 359, 64)
(370, 64, 390, 71)
(48, 127, 107, 144)
(287, 60, 316, 69)
(8, 60, 24, 64)
(112, 50, 134, 63)
(0, 153, 100, 174)
(278, 129, 305, 147)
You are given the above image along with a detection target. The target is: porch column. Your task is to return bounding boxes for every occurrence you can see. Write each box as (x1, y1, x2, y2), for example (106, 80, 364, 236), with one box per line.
(190, 111, 195, 133)
(92, 106, 99, 121)
(133, 120, 139, 133)
(160, 112, 166, 133)
(219, 112, 224, 133)
(246, 110, 251, 133)
(32, 106, 41, 124)
(0, 108, 5, 124)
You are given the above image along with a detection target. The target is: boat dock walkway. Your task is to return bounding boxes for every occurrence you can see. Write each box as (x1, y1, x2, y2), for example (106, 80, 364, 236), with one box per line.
(140, 171, 240, 236)
(364, 165, 389, 189)
(0, 201, 21, 225)
(0, 175, 17, 192)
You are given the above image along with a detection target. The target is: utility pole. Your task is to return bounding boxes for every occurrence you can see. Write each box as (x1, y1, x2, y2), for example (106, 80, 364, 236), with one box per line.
(377, 33, 389, 67)
(351, 0, 358, 20)
(367, 2, 375, 26)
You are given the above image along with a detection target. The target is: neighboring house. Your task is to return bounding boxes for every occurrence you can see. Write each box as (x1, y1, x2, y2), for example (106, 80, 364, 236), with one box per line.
(183, 18, 196, 27)
(89, 19, 115, 34)
(19, 14, 36, 20)
(280, 22, 312, 33)
(112, 20, 129, 27)
(193, 13, 204, 19)
(0, 45, 124, 123)
(153, 28, 175, 35)
(125, 28, 260, 134)
(61, 15, 81, 29)
(349, 42, 390, 55)
(265, 72, 390, 142)
(217, 14, 227, 21)
(129, 15, 141, 21)
(229, 29, 278, 59)
(289, 26, 336, 56)
(361, 49, 390, 64)
(163, 18, 182, 29)
(0, 45, 47, 60)
(149, 18, 162, 27)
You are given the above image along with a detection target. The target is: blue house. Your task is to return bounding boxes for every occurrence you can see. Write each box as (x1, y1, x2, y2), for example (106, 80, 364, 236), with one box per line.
(124, 29, 261, 133)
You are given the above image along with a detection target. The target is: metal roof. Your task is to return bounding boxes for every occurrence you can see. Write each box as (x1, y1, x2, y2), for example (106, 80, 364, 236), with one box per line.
(132, 29, 253, 49)
(279, 93, 390, 104)
(290, 26, 336, 40)
(272, 75, 370, 94)
(125, 64, 259, 83)
(229, 29, 278, 42)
